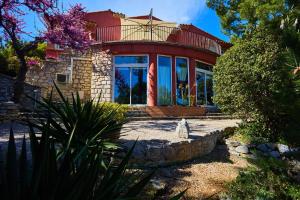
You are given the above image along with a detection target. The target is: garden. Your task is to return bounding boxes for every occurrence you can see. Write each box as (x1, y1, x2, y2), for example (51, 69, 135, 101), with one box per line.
(0, 0, 300, 199)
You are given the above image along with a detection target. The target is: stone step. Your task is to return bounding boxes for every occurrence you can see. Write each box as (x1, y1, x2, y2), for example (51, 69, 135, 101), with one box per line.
(127, 115, 235, 121)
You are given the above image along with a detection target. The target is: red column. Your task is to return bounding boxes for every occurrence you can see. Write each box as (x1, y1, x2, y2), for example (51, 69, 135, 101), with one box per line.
(172, 56, 176, 105)
(148, 54, 157, 106)
(189, 58, 196, 106)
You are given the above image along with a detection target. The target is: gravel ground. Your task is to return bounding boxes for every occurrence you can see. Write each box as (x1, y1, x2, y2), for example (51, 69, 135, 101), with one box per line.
(155, 147, 250, 199)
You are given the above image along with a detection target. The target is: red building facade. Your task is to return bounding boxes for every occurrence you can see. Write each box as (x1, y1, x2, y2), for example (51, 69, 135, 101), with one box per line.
(45, 10, 231, 116)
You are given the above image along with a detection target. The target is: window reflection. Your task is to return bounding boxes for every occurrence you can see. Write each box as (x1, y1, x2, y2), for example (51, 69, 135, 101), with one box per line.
(196, 61, 214, 106)
(115, 56, 148, 65)
(114, 56, 148, 105)
(158, 56, 172, 105)
(196, 72, 206, 105)
(176, 57, 189, 106)
(114, 67, 130, 104)
(131, 68, 147, 104)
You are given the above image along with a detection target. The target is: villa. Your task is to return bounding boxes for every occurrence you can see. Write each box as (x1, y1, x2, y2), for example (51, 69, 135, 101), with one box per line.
(26, 10, 231, 117)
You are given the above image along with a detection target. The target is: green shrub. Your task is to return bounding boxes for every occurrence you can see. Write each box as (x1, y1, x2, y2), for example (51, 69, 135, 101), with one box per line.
(30, 83, 126, 164)
(0, 84, 185, 200)
(225, 158, 300, 200)
(98, 102, 129, 123)
(214, 29, 295, 141)
(0, 127, 155, 200)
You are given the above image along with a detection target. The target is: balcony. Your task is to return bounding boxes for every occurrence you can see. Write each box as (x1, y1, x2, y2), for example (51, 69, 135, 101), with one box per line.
(96, 25, 222, 55)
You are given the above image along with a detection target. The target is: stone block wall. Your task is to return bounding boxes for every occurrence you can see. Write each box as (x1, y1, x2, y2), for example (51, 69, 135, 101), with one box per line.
(26, 53, 93, 101)
(0, 73, 41, 110)
(91, 49, 113, 102)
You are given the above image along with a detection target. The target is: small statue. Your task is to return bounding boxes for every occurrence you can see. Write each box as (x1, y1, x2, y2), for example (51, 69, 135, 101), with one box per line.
(176, 118, 190, 139)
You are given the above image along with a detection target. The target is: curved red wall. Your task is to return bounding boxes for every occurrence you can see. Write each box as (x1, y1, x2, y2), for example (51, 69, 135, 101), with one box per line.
(100, 42, 219, 106)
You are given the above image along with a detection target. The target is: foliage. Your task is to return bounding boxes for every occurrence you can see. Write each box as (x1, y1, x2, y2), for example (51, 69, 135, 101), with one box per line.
(0, 83, 185, 199)
(213, 29, 295, 140)
(29, 83, 125, 163)
(0, 0, 91, 102)
(206, 0, 299, 40)
(225, 157, 300, 200)
(98, 102, 129, 123)
(0, 126, 155, 200)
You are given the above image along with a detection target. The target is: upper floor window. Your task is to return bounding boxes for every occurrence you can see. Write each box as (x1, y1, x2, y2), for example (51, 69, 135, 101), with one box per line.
(114, 55, 148, 65)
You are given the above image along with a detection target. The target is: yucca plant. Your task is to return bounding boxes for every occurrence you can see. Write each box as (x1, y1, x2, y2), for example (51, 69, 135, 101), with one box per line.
(0, 123, 158, 200)
(28, 83, 126, 165)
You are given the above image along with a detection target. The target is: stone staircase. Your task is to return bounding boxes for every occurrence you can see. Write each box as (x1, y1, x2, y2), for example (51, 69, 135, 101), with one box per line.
(126, 106, 234, 121)
(125, 106, 150, 118)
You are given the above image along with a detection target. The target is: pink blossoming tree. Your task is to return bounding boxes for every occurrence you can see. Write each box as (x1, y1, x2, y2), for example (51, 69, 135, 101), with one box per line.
(0, 0, 91, 103)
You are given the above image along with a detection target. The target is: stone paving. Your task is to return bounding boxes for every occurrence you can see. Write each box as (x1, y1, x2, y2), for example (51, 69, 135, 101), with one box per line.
(0, 119, 240, 166)
(119, 119, 240, 166)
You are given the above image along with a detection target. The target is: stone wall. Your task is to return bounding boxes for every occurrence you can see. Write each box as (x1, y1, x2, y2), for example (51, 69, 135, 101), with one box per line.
(91, 49, 113, 102)
(26, 53, 93, 101)
(0, 73, 40, 110)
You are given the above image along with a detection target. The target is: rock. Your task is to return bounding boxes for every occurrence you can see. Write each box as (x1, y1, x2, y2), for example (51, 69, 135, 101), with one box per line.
(269, 151, 280, 158)
(150, 179, 166, 190)
(229, 150, 240, 156)
(217, 145, 228, 150)
(235, 145, 249, 154)
(225, 139, 241, 147)
(176, 118, 190, 139)
(277, 144, 290, 154)
(256, 144, 270, 153)
(266, 143, 276, 150)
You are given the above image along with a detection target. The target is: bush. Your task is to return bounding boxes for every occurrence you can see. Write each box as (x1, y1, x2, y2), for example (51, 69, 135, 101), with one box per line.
(30, 83, 126, 163)
(225, 157, 300, 200)
(0, 127, 154, 200)
(214, 29, 295, 141)
(99, 102, 128, 123)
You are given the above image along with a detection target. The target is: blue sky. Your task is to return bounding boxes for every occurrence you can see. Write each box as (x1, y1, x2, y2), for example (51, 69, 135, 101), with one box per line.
(23, 0, 229, 42)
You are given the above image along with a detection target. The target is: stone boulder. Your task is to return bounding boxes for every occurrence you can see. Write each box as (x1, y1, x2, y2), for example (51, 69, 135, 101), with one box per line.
(277, 144, 290, 154)
(235, 145, 249, 154)
(176, 118, 190, 139)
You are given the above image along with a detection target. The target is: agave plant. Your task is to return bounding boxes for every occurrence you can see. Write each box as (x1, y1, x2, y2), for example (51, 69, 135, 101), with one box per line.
(1, 83, 185, 199)
(0, 123, 158, 200)
(28, 83, 126, 164)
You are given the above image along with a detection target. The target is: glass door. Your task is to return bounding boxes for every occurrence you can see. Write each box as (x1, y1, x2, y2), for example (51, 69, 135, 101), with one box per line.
(114, 55, 148, 105)
(131, 67, 147, 104)
(196, 69, 214, 106)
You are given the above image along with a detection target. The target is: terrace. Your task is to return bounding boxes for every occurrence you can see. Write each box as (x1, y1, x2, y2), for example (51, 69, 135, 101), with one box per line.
(95, 24, 223, 55)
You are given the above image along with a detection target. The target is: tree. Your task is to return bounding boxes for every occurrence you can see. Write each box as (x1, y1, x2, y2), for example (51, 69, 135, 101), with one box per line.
(0, 0, 91, 103)
(206, 0, 299, 36)
(0, 42, 46, 76)
(213, 30, 294, 140)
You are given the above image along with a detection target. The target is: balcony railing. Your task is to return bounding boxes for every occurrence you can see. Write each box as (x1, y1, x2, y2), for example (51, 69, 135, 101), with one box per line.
(96, 25, 222, 55)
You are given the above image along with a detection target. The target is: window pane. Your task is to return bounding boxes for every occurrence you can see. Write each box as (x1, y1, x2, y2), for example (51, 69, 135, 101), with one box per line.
(158, 56, 172, 105)
(196, 71, 206, 105)
(114, 67, 130, 104)
(196, 61, 213, 72)
(176, 58, 189, 106)
(206, 74, 214, 105)
(115, 56, 148, 65)
(131, 68, 147, 104)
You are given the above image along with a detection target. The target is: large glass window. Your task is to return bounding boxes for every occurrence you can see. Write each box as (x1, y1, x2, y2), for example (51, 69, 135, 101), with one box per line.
(115, 55, 148, 65)
(131, 68, 147, 104)
(176, 57, 189, 106)
(114, 67, 130, 104)
(157, 56, 172, 105)
(114, 56, 148, 105)
(196, 61, 214, 106)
